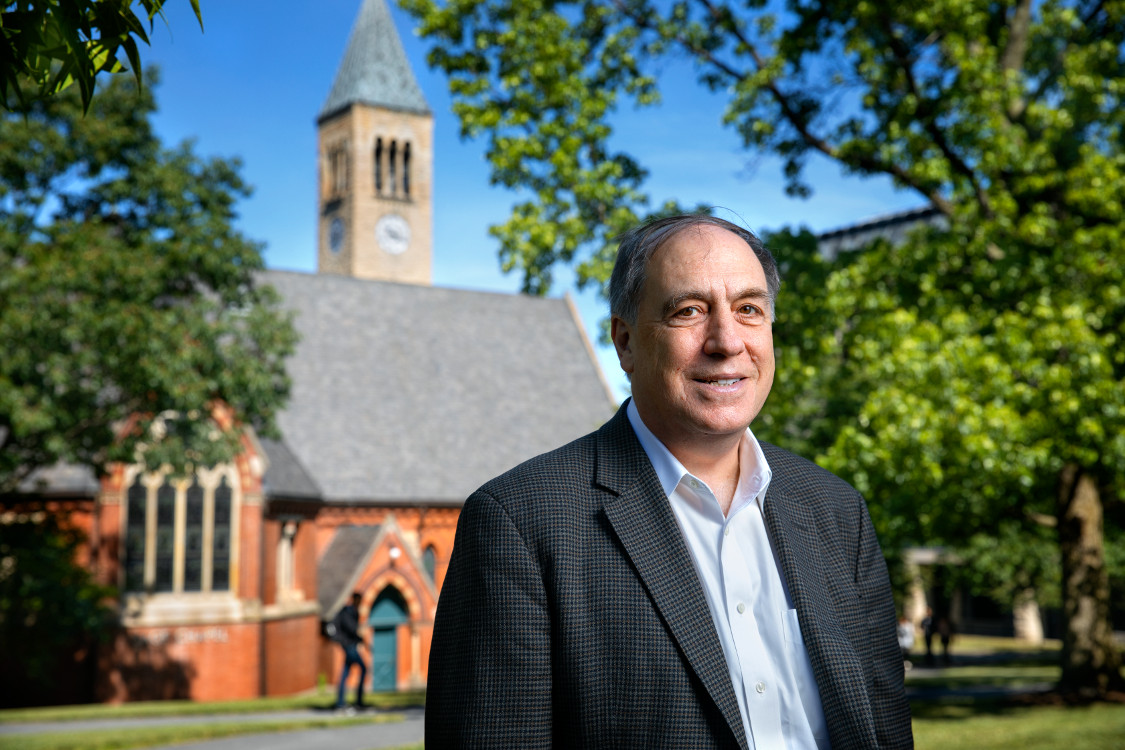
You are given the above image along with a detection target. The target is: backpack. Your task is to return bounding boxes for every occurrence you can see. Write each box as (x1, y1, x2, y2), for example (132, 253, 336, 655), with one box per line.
(324, 611, 343, 642)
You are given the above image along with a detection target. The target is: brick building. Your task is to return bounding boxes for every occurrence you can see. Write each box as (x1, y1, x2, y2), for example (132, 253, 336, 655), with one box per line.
(12, 0, 615, 703)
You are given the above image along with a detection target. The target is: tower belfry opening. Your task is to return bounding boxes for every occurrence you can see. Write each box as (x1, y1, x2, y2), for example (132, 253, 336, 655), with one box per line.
(316, 0, 433, 285)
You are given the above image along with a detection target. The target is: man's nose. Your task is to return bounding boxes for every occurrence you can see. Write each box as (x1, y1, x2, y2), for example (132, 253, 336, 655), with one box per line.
(703, 309, 744, 357)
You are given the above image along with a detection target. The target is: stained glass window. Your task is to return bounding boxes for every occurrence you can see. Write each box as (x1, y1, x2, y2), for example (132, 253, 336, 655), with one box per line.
(184, 477, 204, 592)
(154, 479, 176, 592)
(212, 477, 232, 592)
(124, 476, 147, 592)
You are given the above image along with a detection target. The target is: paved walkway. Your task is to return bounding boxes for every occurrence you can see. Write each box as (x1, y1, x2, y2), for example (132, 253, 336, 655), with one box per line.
(0, 707, 424, 750)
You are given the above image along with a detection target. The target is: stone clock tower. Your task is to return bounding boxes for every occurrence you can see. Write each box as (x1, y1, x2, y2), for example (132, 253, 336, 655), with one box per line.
(316, 0, 433, 285)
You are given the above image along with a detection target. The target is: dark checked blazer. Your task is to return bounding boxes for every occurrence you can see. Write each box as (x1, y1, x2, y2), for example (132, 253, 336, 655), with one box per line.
(426, 403, 913, 749)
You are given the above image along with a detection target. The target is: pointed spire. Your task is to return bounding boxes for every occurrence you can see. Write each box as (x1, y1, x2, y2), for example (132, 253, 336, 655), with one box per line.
(319, 0, 430, 121)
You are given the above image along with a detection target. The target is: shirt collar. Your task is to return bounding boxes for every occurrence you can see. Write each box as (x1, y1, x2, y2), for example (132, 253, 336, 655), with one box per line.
(626, 399, 773, 511)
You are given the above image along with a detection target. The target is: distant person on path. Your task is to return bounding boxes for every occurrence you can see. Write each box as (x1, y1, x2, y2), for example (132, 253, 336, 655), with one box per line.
(936, 615, 954, 666)
(427, 214, 912, 748)
(333, 592, 367, 711)
(921, 607, 935, 666)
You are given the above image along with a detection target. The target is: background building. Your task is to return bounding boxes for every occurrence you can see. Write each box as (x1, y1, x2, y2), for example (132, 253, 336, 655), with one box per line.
(12, 0, 615, 703)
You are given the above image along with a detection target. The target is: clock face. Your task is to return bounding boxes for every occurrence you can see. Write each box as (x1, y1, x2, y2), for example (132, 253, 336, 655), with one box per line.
(375, 214, 411, 255)
(329, 217, 344, 253)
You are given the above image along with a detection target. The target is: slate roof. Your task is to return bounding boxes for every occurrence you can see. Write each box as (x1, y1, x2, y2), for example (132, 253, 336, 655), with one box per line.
(317, 524, 382, 616)
(319, 0, 430, 121)
(816, 205, 945, 259)
(259, 270, 617, 505)
(259, 437, 321, 500)
(16, 463, 100, 496)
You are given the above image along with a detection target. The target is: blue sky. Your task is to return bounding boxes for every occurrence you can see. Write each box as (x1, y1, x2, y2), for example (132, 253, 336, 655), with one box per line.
(143, 0, 924, 401)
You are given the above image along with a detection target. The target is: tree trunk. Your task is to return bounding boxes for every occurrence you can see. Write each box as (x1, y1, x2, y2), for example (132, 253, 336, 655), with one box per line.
(1056, 463, 1124, 698)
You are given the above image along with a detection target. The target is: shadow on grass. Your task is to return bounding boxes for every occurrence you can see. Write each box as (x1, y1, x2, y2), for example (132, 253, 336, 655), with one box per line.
(911, 688, 1125, 721)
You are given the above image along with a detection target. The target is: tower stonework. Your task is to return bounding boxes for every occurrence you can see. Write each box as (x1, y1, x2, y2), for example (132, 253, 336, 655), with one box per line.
(317, 0, 433, 285)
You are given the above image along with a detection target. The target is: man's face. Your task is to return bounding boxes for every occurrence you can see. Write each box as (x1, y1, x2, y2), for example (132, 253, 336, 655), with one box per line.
(612, 224, 775, 453)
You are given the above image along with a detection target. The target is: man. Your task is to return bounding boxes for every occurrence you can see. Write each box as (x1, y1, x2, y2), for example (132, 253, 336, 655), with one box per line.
(333, 592, 366, 711)
(427, 215, 912, 748)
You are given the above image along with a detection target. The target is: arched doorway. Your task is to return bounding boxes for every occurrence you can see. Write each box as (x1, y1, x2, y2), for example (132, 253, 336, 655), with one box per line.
(368, 587, 408, 692)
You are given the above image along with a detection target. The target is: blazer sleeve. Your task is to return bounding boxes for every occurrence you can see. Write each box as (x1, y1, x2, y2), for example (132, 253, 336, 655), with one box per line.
(855, 499, 914, 748)
(425, 489, 553, 748)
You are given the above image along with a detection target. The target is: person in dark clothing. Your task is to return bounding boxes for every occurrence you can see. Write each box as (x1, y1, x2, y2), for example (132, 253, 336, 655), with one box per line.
(921, 607, 935, 666)
(334, 592, 367, 711)
(936, 615, 954, 666)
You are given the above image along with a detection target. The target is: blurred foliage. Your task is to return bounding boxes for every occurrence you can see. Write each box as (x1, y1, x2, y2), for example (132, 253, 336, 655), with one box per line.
(0, 70, 296, 493)
(403, 0, 1125, 692)
(0, 511, 114, 706)
(1, 0, 202, 112)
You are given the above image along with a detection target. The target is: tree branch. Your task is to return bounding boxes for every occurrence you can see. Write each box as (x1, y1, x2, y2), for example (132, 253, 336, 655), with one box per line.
(876, 16, 992, 218)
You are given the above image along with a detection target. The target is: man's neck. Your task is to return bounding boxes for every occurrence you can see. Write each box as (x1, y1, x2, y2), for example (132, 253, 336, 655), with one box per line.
(676, 441, 742, 515)
(646, 423, 744, 515)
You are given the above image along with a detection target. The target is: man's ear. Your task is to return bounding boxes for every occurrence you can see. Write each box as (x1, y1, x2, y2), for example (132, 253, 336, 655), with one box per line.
(611, 316, 635, 374)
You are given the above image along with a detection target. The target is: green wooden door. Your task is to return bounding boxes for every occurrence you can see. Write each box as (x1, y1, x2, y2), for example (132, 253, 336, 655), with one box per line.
(368, 588, 408, 692)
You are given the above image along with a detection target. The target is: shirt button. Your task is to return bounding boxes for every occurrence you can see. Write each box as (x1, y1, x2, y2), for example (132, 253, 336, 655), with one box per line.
(736, 602, 746, 614)
(724, 526, 730, 537)
(690, 478, 701, 489)
(755, 681, 766, 694)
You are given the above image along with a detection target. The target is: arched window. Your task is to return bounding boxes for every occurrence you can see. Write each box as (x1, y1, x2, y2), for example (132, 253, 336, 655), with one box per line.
(328, 142, 350, 196)
(423, 545, 436, 581)
(184, 477, 204, 592)
(154, 479, 175, 592)
(122, 470, 238, 595)
(403, 142, 411, 197)
(388, 140, 398, 196)
(124, 477, 147, 592)
(276, 520, 299, 601)
(374, 138, 383, 194)
(213, 477, 232, 591)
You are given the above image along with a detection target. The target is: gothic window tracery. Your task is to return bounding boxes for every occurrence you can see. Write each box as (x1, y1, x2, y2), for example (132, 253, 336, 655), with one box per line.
(122, 470, 238, 595)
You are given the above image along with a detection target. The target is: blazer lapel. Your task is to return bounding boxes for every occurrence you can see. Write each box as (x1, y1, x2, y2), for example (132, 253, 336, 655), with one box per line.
(595, 407, 749, 750)
(763, 483, 878, 748)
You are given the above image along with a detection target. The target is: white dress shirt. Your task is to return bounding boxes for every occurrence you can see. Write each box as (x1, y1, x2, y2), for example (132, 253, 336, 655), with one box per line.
(627, 401, 830, 749)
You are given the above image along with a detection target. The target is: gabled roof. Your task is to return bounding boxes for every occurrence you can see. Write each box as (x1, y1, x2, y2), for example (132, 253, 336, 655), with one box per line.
(317, 524, 382, 616)
(259, 437, 321, 500)
(319, 0, 430, 121)
(259, 270, 617, 504)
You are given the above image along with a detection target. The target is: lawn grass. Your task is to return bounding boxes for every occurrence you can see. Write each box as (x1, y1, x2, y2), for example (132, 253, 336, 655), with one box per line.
(905, 635, 1125, 750)
(950, 635, 1062, 654)
(912, 699, 1125, 750)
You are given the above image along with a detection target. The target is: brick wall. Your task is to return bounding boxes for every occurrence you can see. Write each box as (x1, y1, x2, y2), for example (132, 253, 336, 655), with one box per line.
(263, 613, 320, 696)
(98, 622, 261, 702)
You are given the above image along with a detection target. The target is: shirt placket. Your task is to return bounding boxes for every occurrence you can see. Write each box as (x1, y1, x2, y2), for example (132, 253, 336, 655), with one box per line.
(721, 508, 785, 748)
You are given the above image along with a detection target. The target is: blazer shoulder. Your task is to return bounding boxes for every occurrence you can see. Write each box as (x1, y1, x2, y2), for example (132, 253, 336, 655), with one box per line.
(470, 427, 601, 519)
(474, 404, 632, 505)
(759, 440, 863, 503)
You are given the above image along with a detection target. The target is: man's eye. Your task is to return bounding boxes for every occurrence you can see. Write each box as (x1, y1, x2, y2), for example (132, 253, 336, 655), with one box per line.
(739, 304, 762, 316)
(675, 306, 701, 318)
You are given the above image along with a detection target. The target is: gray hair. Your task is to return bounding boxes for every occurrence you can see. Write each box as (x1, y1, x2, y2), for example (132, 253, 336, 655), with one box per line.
(609, 214, 781, 325)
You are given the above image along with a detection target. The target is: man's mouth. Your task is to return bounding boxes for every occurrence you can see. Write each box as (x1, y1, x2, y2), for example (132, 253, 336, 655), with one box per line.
(698, 378, 742, 386)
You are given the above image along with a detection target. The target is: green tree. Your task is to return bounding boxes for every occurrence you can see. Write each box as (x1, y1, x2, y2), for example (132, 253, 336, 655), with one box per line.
(0, 511, 115, 707)
(0, 69, 296, 495)
(402, 0, 1125, 696)
(1, 0, 201, 112)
